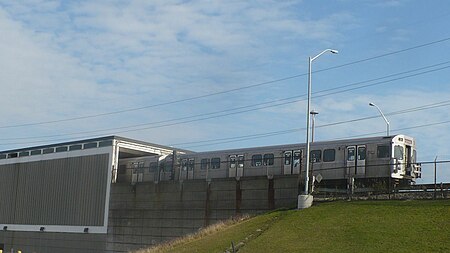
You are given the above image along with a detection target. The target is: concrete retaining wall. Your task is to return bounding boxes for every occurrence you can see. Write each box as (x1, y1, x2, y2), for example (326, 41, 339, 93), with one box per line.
(106, 175, 300, 252)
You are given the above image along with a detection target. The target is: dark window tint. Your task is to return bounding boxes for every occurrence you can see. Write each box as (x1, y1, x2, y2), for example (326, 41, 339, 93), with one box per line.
(99, 140, 113, 147)
(252, 154, 263, 167)
(69, 144, 82, 151)
(294, 151, 301, 167)
(394, 145, 404, 160)
(377, 145, 390, 158)
(43, 148, 54, 154)
(0, 154, 7, 159)
(358, 146, 366, 160)
(310, 150, 321, 163)
(8, 153, 18, 158)
(263, 154, 274, 166)
(118, 164, 127, 174)
(19, 151, 30, 157)
(211, 158, 221, 169)
(347, 147, 355, 161)
(31, 150, 42, 155)
(84, 142, 97, 149)
(149, 162, 158, 172)
(201, 158, 210, 170)
(56, 146, 68, 152)
(323, 149, 335, 162)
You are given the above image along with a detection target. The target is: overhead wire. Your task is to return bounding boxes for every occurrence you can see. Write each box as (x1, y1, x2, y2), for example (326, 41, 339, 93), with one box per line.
(1, 37, 450, 129)
(175, 100, 450, 148)
(1, 60, 449, 144)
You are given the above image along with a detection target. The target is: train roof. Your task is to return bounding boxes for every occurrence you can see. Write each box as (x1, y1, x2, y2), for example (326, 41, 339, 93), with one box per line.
(184, 135, 413, 156)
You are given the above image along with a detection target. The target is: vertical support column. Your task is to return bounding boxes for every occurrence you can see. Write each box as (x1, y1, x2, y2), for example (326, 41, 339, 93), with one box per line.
(204, 182, 211, 227)
(236, 180, 242, 215)
(268, 178, 275, 210)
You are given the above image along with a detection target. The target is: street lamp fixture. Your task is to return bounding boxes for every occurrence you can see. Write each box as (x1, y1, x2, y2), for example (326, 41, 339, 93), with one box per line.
(304, 49, 338, 196)
(369, 102, 390, 136)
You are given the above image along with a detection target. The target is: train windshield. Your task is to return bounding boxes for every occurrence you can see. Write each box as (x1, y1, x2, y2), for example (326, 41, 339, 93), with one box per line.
(394, 145, 404, 160)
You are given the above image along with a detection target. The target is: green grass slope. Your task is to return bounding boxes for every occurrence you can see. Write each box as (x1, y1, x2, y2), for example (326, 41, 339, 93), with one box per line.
(136, 200, 450, 253)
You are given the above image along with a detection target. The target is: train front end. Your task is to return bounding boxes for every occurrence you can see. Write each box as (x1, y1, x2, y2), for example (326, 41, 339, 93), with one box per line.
(390, 135, 421, 183)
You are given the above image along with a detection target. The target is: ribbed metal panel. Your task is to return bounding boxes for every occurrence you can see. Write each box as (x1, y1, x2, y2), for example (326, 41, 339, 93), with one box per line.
(0, 154, 109, 226)
(0, 164, 18, 223)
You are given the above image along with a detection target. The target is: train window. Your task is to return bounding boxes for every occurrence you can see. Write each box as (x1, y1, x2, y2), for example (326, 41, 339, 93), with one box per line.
(377, 145, 390, 158)
(211, 157, 221, 169)
(252, 154, 263, 167)
(358, 147, 366, 160)
(310, 150, 321, 163)
(293, 151, 301, 167)
(201, 158, 210, 170)
(263, 153, 274, 166)
(394, 145, 404, 160)
(323, 149, 335, 162)
(284, 152, 291, 165)
(118, 164, 127, 174)
(160, 161, 171, 171)
(0, 154, 6, 159)
(149, 162, 158, 172)
(347, 147, 355, 161)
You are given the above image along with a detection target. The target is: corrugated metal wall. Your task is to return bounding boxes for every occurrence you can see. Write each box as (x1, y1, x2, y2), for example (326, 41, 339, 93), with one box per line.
(0, 154, 109, 226)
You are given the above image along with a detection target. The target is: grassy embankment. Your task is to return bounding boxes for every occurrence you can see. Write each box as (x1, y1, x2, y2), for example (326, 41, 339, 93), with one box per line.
(135, 200, 450, 253)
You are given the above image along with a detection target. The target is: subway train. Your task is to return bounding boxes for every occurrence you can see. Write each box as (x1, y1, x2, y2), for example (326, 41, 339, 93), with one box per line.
(118, 134, 422, 189)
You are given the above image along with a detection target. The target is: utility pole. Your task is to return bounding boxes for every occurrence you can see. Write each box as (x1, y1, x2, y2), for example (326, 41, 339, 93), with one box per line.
(434, 156, 437, 199)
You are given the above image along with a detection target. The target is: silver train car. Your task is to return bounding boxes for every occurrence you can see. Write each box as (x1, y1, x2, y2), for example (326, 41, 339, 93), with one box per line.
(118, 134, 422, 189)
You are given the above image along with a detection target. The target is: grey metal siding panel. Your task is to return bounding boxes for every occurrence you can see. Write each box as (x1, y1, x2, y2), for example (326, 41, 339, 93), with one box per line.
(0, 154, 109, 226)
(0, 164, 18, 223)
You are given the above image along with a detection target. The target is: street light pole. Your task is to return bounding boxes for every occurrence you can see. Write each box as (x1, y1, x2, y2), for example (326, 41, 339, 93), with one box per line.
(369, 102, 390, 136)
(310, 110, 319, 143)
(304, 49, 338, 196)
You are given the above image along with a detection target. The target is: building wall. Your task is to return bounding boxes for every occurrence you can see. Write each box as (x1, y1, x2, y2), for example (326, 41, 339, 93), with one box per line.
(0, 231, 106, 253)
(0, 153, 111, 252)
(0, 155, 109, 226)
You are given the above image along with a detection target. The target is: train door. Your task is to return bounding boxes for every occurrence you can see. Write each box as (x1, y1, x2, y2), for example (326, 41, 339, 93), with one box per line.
(229, 155, 236, 177)
(180, 158, 188, 180)
(346, 145, 366, 176)
(237, 155, 244, 178)
(283, 150, 301, 175)
(283, 151, 292, 175)
(131, 161, 144, 184)
(229, 155, 244, 178)
(187, 158, 194, 179)
(293, 150, 301, 174)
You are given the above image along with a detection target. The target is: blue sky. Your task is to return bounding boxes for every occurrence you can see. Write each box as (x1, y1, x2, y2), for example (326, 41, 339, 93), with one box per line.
(0, 0, 449, 183)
